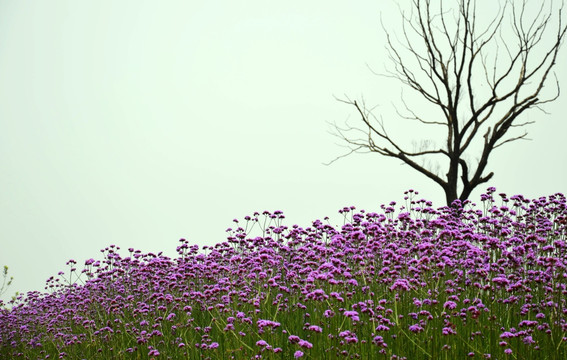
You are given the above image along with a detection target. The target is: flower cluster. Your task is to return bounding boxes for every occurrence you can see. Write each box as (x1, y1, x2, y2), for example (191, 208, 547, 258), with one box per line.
(1, 188, 566, 359)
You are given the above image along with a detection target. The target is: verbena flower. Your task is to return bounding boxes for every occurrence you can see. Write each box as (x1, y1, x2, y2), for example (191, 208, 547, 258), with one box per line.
(2, 189, 566, 359)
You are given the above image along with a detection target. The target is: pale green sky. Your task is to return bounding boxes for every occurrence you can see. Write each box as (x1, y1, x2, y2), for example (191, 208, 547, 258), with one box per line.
(1, 0, 565, 301)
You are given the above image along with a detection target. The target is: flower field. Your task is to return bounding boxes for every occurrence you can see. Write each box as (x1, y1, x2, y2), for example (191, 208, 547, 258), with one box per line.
(1, 188, 566, 359)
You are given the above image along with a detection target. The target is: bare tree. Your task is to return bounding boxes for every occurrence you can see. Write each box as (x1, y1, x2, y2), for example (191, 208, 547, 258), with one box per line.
(329, 0, 566, 206)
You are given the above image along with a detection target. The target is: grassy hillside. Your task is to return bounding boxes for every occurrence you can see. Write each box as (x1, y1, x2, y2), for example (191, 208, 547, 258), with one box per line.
(1, 188, 566, 359)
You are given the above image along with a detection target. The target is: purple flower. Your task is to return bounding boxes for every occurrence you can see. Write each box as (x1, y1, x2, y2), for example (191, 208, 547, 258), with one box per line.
(308, 325, 323, 333)
(409, 324, 424, 333)
(443, 301, 457, 310)
(347, 279, 358, 286)
(373, 335, 385, 345)
(522, 336, 535, 344)
(500, 332, 515, 339)
(343, 310, 360, 321)
(492, 277, 510, 286)
(6, 189, 567, 360)
(294, 351, 304, 358)
(519, 320, 538, 327)
(389, 278, 411, 291)
(288, 335, 300, 344)
(330, 292, 344, 302)
(442, 327, 456, 335)
(257, 319, 281, 329)
(148, 349, 160, 356)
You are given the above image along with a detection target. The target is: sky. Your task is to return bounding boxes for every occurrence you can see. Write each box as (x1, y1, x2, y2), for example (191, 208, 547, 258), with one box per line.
(0, 0, 565, 303)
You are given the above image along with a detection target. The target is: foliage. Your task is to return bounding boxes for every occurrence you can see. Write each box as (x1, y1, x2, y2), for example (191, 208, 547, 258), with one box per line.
(1, 188, 567, 359)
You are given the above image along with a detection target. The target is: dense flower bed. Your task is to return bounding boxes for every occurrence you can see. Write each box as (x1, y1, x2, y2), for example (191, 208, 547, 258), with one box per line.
(1, 188, 566, 359)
